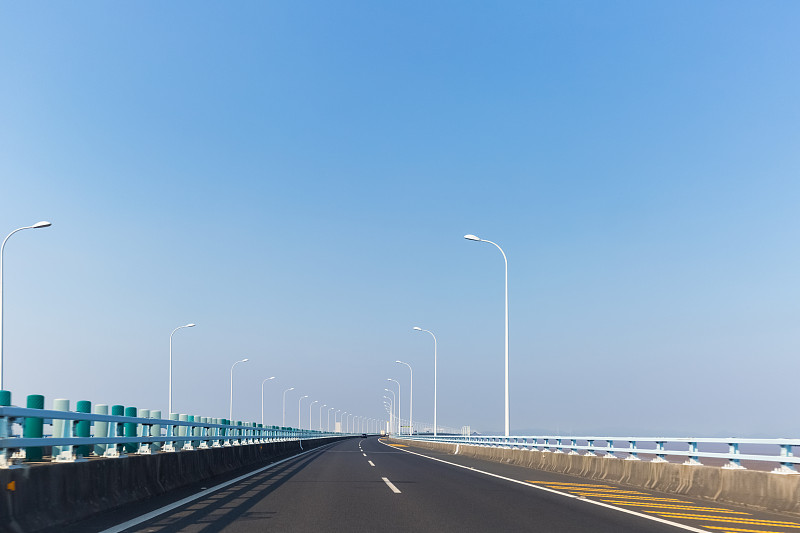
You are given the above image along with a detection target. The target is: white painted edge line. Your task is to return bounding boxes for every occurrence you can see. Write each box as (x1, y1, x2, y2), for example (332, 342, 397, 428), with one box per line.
(368, 460, 375, 467)
(379, 441, 707, 533)
(99, 441, 339, 533)
(382, 476, 402, 494)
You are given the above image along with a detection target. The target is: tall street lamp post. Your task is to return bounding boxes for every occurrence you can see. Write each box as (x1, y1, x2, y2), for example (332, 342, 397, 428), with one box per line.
(298, 395, 309, 429)
(282, 387, 295, 426)
(261, 376, 276, 426)
(465, 233, 510, 437)
(413, 326, 438, 436)
(1, 220, 52, 390)
(396, 360, 413, 435)
(387, 379, 400, 434)
(169, 323, 195, 416)
(229, 358, 249, 422)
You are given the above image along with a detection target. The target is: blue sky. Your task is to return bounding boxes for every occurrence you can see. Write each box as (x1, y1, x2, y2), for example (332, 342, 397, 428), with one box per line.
(1, 1, 799, 436)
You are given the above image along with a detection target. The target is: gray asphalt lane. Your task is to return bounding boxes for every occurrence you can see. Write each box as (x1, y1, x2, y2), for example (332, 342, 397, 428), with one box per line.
(100, 436, 697, 533)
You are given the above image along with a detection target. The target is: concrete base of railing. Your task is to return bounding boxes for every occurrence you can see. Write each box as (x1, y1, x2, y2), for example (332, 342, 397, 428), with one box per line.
(392, 438, 800, 517)
(0, 436, 349, 533)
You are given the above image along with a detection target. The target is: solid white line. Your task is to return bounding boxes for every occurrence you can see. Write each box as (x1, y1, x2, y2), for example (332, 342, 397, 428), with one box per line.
(382, 476, 401, 494)
(368, 460, 375, 467)
(379, 441, 707, 533)
(99, 442, 338, 533)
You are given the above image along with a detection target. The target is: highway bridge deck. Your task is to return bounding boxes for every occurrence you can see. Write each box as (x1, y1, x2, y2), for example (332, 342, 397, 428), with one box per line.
(51, 437, 800, 533)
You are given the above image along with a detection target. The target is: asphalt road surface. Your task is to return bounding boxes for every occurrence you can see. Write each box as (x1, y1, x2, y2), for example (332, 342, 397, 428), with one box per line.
(59, 436, 800, 533)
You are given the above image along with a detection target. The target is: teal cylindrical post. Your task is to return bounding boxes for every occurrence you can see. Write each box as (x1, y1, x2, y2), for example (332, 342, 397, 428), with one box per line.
(111, 404, 125, 455)
(151, 410, 161, 452)
(178, 414, 188, 450)
(94, 404, 109, 456)
(139, 409, 150, 452)
(124, 406, 138, 453)
(169, 413, 179, 450)
(190, 415, 199, 448)
(23, 394, 44, 462)
(52, 399, 71, 460)
(0, 390, 10, 406)
(75, 400, 91, 458)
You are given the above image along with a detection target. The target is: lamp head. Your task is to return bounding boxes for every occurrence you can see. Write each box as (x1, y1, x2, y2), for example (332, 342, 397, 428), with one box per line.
(268, 376, 275, 380)
(288, 387, 295, 391)
(241, 358, 249, 363)
(33, 221, 52, 229)
(464, 234, 480, 241)
(186, 323, 196, 328)
(413, 326, 422, 331)
(301, 395, 308, 399)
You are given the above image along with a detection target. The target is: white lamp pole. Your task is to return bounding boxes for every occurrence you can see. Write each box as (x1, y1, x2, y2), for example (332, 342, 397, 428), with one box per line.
(282, 387, 294, 426)
(309, 400, 318, 430)
(229, 358, 249, 422)
(261, 376, 276, 426)
(168, 323, 195, 416)
(340, 411, 346, 433)
(298, 395, 308, 429)
(413, 326, 438, 436)
(465, 234, 510, 437)
(387, 379, 400, 434)
(396, 360, 413, 435)
(327, 407, 334, 432)
(384, 389, 396, 433)
(383, 394, 394, 434)
(318, 403, 326, 431)
(1, 221, 52, 391)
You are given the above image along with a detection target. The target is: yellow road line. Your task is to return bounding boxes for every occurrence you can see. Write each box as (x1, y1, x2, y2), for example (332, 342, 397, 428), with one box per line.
(573, 494, 688, 502)
(530, 482, 616, 487)
(649, 512, 800, 528)
(599, 501, 749, 515)
(704, 527, 790, 533)
(386, 444, 409, 447)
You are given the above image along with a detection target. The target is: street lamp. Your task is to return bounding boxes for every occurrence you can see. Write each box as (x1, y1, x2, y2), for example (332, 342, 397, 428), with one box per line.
(310, 400, 318, 430)
(413, 326, 438, 436)
(396, 360, 413, 435)
(465, 233, 510, 437)
(319, 403, 326, 431)
(340, 411, 347, 433)
(387, 379, 400, 434)
(282, 387, 294, 426)
(328, 407, 335, 432)
(261, 376, 276, 426)
(168, 323, 195, 416)
(298, 395, 309, 429)
(383, 393, 394, 434)
(229, 358, 249, 422)
(1, 220, 52, 390)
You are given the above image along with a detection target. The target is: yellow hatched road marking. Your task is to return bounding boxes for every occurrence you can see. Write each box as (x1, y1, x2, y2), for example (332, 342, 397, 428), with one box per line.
(599, 501, 750, 515)
(525, 482, 646, 495)
(574, 494, 687, 502)
(704, 527, 790, 533)
(386, 444, 409, 447)
(530, 482, 617, 487)
(567, 489, 649, 495)
(649, 512, 800, 528)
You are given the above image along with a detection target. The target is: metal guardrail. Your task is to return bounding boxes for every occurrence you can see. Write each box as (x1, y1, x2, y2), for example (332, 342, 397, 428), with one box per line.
(397, 434, 800, 474)
(0, 405, 347, 468)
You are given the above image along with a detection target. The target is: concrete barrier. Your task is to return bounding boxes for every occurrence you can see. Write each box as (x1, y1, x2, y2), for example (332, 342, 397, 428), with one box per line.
(0, 436, 350, 533)
(392, 438, 800, 516)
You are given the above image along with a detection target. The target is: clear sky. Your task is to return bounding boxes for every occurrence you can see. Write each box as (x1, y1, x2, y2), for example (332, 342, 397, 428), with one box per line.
(1, 1, 798, 436)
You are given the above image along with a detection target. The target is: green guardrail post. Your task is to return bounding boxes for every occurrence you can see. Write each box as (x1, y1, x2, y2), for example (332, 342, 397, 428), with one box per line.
(169, 413, 179, 451)
(94, 404, 109, 456)
(190, 415, 199, 448)
(124, 406, 138, 453)
(0, 391, 10, 466)
(75, 400, 91, 458)
(23, 394, 44, 462)
(151, 410, 161, 452)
